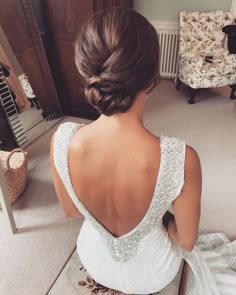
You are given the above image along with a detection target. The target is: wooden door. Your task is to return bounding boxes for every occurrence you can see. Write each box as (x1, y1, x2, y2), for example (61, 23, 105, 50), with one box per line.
(42, 0, 133, 119)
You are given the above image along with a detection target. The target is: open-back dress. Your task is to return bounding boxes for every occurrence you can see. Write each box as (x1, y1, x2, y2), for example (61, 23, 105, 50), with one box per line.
(53, 122, 236, 294)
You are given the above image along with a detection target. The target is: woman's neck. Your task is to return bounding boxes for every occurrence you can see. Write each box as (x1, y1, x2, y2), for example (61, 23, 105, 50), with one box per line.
(98, 92, 146, 127)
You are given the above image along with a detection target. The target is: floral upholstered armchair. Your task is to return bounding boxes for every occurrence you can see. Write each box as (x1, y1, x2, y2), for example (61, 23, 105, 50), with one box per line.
(176, 11, 236, 104)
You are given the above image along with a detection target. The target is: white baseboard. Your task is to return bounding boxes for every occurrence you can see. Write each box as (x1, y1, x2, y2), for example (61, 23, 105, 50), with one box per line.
(150, 20, 179, 31)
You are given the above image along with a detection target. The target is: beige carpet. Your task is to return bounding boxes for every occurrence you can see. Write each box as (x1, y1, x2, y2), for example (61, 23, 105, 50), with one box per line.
(144, 81, 236, 238)
(0, 117, 90, 295)
(1, 80, 236, 295)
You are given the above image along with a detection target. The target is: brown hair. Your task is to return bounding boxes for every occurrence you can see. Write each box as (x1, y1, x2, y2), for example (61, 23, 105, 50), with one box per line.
(75, 7, 159, 116)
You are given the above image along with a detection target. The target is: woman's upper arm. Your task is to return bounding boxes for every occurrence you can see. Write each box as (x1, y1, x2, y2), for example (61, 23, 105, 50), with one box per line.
(50, 132, 81, 217)
(172, 145, 202, 246)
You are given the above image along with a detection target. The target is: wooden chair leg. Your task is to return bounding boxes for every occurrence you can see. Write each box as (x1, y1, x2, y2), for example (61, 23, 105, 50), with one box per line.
(178, 261, 189, 295)
(230, 85, 236, 99)
(188, 87, 197, 104)
(27, 97, 34, 108)
(176, 79, 182, 91)
(33, 97, 41, 109)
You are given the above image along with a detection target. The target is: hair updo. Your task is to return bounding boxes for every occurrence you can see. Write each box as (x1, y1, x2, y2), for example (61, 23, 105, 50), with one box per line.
(75, 7, 159, 116)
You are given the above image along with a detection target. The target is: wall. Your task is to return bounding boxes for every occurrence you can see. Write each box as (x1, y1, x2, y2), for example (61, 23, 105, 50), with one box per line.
(134, 0, 232, 20)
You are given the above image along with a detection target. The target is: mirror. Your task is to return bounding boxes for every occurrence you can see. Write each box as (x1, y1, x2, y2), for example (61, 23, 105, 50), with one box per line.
(0, 25, 61, 148)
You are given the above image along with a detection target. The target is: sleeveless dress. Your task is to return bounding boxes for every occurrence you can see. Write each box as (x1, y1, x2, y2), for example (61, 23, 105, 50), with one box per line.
(53, 122, 236, 295)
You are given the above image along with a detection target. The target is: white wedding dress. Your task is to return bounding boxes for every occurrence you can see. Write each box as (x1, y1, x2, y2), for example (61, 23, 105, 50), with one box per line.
(53, 122, 236, 294)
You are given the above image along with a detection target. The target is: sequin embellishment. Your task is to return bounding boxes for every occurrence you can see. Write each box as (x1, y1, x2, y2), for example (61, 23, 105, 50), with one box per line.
(53, 122, 185, 262)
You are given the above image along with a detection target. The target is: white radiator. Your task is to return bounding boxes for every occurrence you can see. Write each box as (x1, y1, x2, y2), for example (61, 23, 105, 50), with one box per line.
(151, 21, 179, 79)
(158, 30, 179, 79)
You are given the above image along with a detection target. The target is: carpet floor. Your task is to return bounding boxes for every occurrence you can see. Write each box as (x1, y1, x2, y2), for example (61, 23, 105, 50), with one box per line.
(1, 80, 236, 294)
(0, 118, 88, 295)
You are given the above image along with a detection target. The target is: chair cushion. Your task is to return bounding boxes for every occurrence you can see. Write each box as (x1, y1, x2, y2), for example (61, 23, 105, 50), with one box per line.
(179, 54, 236, 88)
(201, 58, 236, 77)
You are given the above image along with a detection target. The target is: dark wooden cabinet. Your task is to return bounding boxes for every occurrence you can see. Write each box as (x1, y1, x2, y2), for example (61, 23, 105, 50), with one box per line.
(42, 0, 133, 119)
(0, 0, 133, 120)
(93, 0, 134, 11)
(42, 0, 97, 119)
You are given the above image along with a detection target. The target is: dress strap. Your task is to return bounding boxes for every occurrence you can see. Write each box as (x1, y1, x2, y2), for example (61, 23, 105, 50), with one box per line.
(53, 122, 87, 214)
(158, 136, 186, 203)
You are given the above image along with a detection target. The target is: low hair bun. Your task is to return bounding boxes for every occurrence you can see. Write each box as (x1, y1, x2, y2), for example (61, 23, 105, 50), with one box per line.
(84, 84, 101, 110)
(85, 81, 133, 116)
(88, 76, 102, 87)
(75, 8, 160, 116)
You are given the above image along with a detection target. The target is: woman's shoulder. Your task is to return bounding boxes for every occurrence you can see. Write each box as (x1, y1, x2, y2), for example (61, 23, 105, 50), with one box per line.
(160, 135, 200, 167)
(185, 144, 201, 171)
(51, 121, 84, 152)
(159, 135, 186, 155)
(52, 121, 84, 141)
(56, 121, 84, 133)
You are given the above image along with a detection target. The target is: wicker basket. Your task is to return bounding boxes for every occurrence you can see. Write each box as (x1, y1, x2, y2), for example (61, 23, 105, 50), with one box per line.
(0, 148, 27, 209)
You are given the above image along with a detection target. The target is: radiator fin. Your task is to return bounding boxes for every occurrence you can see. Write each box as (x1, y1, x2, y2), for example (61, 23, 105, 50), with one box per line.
(158, 29, 179, 79)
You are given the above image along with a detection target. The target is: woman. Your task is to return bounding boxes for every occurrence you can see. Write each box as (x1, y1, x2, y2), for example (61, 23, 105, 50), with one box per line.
(50, 8, 236, 294)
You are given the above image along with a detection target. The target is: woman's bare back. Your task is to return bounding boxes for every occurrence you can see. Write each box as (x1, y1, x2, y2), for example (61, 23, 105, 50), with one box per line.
(68, 120, 161, 237)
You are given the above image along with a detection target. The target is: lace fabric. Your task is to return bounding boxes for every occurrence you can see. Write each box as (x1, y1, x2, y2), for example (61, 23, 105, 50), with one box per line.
(53, 122, 185, 262)
(53, 122, 236, 294)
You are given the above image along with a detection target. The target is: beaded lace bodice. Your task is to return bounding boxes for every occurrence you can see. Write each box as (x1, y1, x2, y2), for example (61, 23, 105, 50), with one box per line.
(53, 122, 236, 294)
(53, 122, 185, 263)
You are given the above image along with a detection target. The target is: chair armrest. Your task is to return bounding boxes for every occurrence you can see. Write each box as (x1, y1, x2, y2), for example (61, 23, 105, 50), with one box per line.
(180, 52, 203, 69)
(217, 48, 236, 63)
